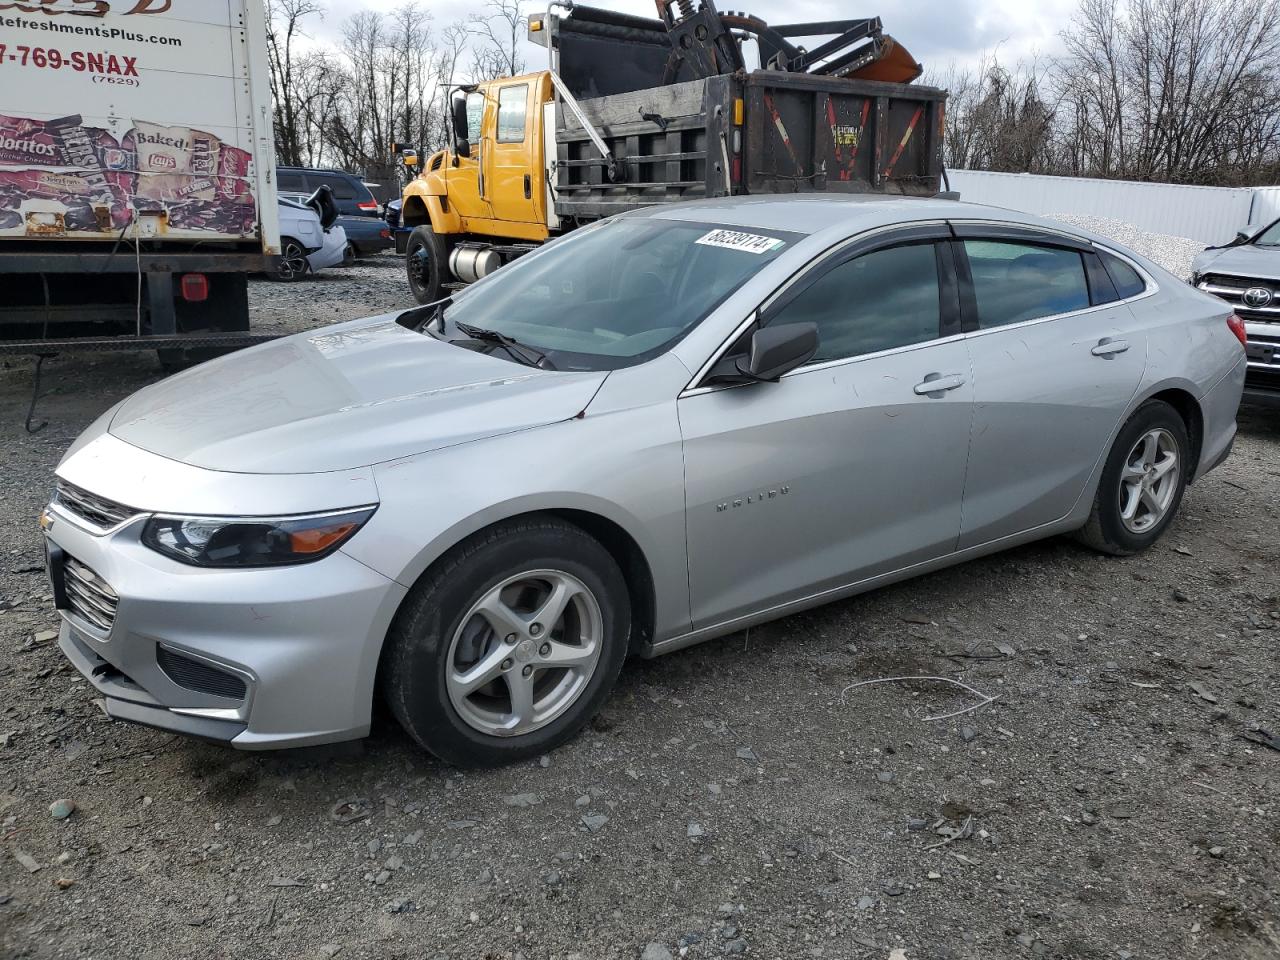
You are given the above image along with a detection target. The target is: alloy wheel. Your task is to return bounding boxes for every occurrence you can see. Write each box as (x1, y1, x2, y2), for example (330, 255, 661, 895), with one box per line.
(445, 569, 603, 737)
(1118, 427, 1180, 534)
(278, 240, 308, 281)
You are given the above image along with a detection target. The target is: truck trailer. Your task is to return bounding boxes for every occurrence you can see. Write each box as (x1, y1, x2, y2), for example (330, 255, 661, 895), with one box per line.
(0, 0, 280, 367)
(397, 0, 947, 304)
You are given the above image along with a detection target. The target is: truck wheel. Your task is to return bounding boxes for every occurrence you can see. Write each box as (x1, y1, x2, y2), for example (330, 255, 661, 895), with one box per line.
(406, 225, 448, 304)
(271, 237, 311, 282)
(381, 516, 630, 767)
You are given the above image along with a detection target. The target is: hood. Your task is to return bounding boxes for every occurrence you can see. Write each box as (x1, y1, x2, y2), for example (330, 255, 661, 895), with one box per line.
(108, 315, 608, 473)
(1192, 243, 1280, 282)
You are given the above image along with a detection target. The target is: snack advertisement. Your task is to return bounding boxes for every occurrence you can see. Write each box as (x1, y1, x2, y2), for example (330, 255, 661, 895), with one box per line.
(0, 1, 269, 242)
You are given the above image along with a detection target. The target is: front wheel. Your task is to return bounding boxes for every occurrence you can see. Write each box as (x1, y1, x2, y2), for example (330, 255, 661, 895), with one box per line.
(406, 225, 448, 304)
(1075, 399, 1190, 555)
(382, 517, 630, 767)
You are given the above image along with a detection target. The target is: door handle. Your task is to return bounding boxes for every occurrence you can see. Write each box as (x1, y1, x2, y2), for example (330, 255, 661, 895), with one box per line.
(913, 373, 967, 396)
(523, 173, 532, 199)
(1091, 337, 1130, 357)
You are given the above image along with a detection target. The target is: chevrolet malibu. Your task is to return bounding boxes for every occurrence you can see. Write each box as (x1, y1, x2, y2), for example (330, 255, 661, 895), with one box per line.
(43, 195, 1247, 767)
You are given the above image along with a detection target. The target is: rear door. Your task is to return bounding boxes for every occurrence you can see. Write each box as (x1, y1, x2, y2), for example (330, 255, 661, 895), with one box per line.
(953, 225, 1148, 549)
(679, 227, 975, 629)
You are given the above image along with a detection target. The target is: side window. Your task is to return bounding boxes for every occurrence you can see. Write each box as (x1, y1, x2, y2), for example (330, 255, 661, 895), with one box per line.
(769, 243, 941, 362)
(1101, 252, 1148, 299)
(963, 240, 1091, 328)
(276, 171, 305, 192)
(466, 91, 484, 144)
(497, 84, 529, 143)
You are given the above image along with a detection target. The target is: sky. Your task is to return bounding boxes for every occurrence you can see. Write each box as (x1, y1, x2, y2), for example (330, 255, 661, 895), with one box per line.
(309, 0, 1082, 75)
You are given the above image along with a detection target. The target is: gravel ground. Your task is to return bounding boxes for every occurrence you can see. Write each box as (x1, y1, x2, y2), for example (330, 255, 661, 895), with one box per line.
(1, 241, 1279, 960)
(1046, 215, 1207, 279)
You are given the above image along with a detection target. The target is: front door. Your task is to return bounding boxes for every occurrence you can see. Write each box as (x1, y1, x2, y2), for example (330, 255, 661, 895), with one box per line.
(447, 90, 492, 224)
(485, 79, 540, 225)
(679, 235, 975, 630)
(954, 233, 1147, 548)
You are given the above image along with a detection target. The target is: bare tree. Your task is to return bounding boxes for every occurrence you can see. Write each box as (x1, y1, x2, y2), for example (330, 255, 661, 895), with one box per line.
(265, 0, 324, 167)
(467, 0, 525, 80)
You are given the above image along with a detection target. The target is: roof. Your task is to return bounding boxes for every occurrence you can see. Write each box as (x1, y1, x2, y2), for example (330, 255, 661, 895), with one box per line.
(636, 193, 1087, 241)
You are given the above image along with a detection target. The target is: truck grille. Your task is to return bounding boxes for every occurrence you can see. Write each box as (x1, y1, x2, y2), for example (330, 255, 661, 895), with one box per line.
(55, 480, 140, 531)
(156, 646, 248, 700)
(63, 556, 119, 632)
(1197, 276, 1280, 324)
(1201, 273, 1252, 290)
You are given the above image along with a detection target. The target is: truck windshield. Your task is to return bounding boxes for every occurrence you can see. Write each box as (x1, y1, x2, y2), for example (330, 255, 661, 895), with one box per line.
(1254, 220, 1280, 246)
(441, 218, 801, 370)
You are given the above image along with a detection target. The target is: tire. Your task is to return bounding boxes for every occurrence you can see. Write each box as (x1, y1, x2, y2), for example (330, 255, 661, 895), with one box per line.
(406, 224, 448, 304)
(271, 237, 310, 282)
(342, 241, 357, 267)
(1075, 399, 1191, 556)
(382, 517, 630, 767)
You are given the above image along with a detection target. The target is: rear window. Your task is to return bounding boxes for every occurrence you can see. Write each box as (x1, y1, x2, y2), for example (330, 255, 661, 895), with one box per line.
(306, 175, 358, 200)
(1101, 252, 1147, 299)
(963, 240, 1091, 328)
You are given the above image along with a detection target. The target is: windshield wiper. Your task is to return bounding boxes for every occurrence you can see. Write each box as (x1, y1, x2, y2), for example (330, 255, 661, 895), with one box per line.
(454, 321, 554, 369)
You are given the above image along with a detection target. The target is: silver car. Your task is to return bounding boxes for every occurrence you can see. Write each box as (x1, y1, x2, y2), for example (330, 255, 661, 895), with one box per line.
(43, 195, 1246, 767)
(1191, 220, 1280, 398)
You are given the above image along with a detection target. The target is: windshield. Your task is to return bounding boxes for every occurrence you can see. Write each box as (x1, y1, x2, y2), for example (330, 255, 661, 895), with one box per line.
(1254, 220, 1280, 246)
(441, 218, 801, 370)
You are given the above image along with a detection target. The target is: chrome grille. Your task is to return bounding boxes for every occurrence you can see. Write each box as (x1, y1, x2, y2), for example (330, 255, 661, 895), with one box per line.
(1202, 273, 1252, 290)
(55, 480, 139, 530)
(63, 556, 119, 632)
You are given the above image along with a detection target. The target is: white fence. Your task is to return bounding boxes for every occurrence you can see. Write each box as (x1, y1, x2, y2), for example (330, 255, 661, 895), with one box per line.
(947, 169, 1280, 246)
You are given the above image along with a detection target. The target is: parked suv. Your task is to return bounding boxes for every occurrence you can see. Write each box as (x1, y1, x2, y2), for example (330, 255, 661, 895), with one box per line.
(1192, 221, 1280, 399)
(276, 167, 380, 218)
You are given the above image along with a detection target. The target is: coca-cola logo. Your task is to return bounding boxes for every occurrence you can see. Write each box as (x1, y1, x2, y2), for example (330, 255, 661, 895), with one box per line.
(0, 0, 171, 18)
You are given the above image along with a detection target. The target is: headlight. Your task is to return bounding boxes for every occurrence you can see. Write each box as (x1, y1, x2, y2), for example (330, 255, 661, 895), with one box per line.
(141, 507, 376, 568)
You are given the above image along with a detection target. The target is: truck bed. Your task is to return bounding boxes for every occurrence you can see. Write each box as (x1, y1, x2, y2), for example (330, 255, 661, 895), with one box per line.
(555, 70, 945, 220)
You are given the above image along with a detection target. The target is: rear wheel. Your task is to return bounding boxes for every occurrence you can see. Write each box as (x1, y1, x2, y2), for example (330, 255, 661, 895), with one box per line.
(271, 237, 310, 282)
(382, 517, 630, 767)
(406, 225, 448, 304)
(1076, 400, 1190, 555)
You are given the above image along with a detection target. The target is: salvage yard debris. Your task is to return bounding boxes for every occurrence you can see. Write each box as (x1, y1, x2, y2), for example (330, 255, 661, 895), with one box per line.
(841, 676, 1001, 721)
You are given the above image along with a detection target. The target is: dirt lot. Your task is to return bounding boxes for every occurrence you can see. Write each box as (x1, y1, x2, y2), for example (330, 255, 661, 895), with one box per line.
(1, 254, 1278, 960)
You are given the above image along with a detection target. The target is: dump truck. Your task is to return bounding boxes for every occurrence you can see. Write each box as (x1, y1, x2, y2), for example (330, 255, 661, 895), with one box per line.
(396, 0, 947, 304)
(0, 0, 280, 369)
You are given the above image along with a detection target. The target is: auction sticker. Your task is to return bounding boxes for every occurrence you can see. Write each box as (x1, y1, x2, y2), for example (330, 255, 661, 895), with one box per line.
(695, 229, 786, 254)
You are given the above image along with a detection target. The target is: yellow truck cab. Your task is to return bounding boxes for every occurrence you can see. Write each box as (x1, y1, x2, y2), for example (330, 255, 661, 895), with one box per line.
(397, 2, 944, 304)
(400, 71, 557, 302)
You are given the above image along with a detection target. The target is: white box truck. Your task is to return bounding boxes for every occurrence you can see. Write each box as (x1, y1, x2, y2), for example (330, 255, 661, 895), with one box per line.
(0, 0, 280, 365)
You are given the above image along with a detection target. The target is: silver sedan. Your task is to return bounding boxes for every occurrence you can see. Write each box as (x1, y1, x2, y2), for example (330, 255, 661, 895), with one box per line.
(43, 196, 1247, 766)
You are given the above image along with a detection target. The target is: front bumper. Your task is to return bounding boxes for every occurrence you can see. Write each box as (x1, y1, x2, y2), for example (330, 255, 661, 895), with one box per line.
(44, 503, 407, 749)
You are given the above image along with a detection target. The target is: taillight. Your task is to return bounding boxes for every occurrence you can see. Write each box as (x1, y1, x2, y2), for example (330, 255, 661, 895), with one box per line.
(180, 273, 209, 302)
(1227, 313, 1247, 346)
(357, 201, 378, 212)
(380, 228, 390, 239)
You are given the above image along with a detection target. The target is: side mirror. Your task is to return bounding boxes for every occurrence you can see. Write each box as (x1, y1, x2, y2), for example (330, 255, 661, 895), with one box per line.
(451, 98, 472, 157)
(739, 322, 819, 380)
(1234, 229, 1252, 245)
(707, 322, 818, 385)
